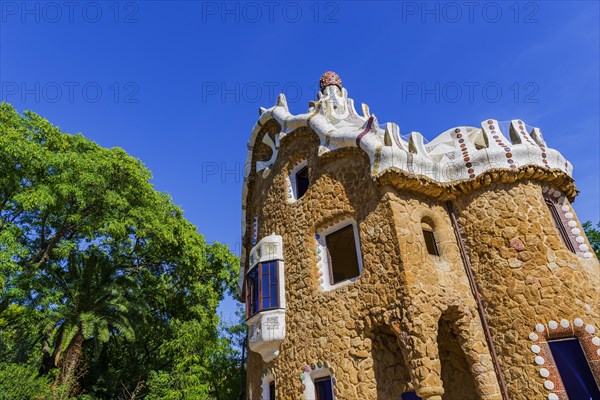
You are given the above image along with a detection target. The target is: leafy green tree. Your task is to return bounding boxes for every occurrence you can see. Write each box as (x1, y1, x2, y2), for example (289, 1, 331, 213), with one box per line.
(0, 362, 51, 400)
(582, 221, 600, 258)
(31, 248, 139, 394)
(0, 102, 236, 310)
(0, 103, 240, 398)
(145, 305, 246, 400)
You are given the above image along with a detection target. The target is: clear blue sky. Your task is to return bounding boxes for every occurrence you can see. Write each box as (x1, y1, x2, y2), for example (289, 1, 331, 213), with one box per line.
(1, 1, 598, 321)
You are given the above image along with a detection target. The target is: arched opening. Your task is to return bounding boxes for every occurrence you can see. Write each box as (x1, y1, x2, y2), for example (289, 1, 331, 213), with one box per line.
(421, 217, 440, 257)
(288, 160, 310, 201)
(371, 325, 411, 398)
(260, 370, 276, 400)
(437, 314, 478, 400)
(301, 363, 337, 400)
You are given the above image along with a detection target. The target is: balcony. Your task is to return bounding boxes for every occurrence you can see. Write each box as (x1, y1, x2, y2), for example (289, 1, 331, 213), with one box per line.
(245, 234, 286, 362)
(247, 308, 286, 362)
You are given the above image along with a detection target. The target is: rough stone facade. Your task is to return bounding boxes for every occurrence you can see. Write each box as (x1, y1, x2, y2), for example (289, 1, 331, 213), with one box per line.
(239, 73, 600, 399)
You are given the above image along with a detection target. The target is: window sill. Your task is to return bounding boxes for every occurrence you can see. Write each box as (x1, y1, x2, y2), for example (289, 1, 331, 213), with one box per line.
(246, 307, 284, 322)
(321, 275, 360, 292)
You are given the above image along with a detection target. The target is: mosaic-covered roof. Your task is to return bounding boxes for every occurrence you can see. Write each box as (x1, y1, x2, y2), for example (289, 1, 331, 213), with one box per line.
(238, 72, 574, 292)
(247, 72, 571, 183)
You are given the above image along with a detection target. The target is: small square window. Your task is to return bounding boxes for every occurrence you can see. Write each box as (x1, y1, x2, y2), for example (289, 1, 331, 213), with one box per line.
(401, 393, 421, 400)
(326, 225, 360, 285)
(314, 377, 334, 400)
(295, 166, 309, 199)
(422, 229, 439, 256)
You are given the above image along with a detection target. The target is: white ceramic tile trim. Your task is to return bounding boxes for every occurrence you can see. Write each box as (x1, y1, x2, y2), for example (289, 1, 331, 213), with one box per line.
(252, 214, 259, 246)
(260, 369, 275, 400)
(528, 318, 600, 399)
(542, 187, 595, 259)
(315, 218, 363, 292)
(286, 160, 308, 202)
(300, 362, 336, 400)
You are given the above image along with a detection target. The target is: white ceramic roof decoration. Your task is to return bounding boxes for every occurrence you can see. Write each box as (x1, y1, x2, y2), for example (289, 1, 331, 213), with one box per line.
(245, 73, 571, 184)
(238, 72, 574, 292)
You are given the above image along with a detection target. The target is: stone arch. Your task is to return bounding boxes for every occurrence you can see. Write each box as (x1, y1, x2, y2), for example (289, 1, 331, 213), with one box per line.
(389, 306, 446, 400)
(368, 323, 412, 398)
(528, 318, 600, 400)
(436, 306, 479, 400)
(409, 304, 502, 400)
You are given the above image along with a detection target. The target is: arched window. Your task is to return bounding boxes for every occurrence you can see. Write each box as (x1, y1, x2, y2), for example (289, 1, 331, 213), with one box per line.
(421, 221, 439, 256)
(288, 160, 310, 201)
(261, 370, 276, 400)
(301, 363, 337, 400)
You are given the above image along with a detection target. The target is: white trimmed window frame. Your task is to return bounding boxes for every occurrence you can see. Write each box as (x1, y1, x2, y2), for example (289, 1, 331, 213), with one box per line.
(542, 187, 594, 259)
(286, 160, 309, 202)
(246, 234, 287, 315)
(315, 218, 363, 292)
(302, 365, 336, 400)
(260, 370, 275, 400)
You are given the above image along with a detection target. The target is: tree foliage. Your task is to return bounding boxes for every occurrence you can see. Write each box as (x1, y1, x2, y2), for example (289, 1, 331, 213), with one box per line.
(0, 103, 244, 399)
(0, 362, 51, 400)
(582, 220, 600, 259)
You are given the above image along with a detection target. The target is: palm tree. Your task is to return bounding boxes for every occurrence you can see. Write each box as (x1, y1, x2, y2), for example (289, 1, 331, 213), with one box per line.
(35, 247, 140, 396)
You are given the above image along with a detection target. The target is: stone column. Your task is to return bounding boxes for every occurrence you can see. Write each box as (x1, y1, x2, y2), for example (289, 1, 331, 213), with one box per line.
(453, 308, 503, 400)
(391, 314, 445, 400)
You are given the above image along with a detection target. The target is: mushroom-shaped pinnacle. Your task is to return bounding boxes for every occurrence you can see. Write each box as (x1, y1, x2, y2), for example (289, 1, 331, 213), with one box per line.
(319, 71, 342, 92)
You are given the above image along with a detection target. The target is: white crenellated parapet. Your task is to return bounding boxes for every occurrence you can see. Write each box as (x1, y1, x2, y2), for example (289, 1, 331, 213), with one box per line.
(237, 75, 575, 294)
(243, 84, 572, 186)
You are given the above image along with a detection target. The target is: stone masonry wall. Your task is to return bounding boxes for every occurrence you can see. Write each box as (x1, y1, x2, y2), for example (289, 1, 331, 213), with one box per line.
(247, 127, 410, 399)
(245, 126, 505, 399)
(454, 181, 600, 399)
(244, 124, 598, 400)
(386, 190, 501, 400)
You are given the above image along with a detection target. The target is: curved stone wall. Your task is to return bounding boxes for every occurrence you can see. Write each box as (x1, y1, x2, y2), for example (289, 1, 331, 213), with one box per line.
(454, 181, 600, 398)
